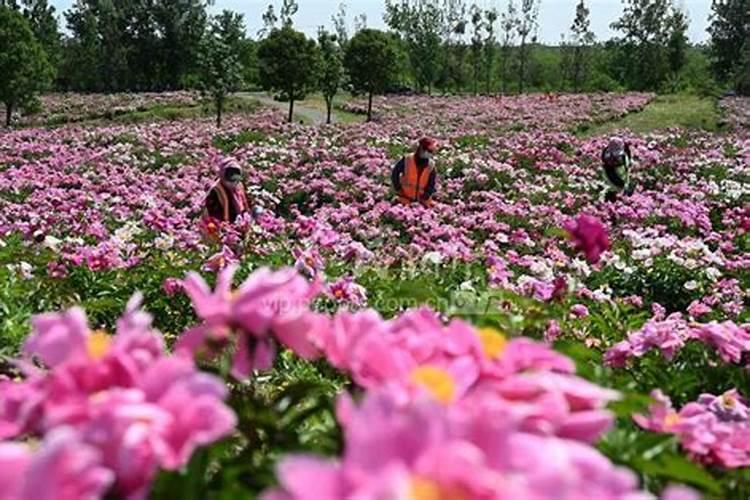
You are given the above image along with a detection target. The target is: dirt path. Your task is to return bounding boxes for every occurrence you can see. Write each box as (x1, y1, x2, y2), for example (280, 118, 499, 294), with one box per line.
(237, 92, 332, 124)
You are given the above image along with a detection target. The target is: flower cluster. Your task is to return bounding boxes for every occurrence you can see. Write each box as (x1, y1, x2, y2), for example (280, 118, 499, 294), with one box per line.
(604, 308, 750, 367)
(265, 389, 651, 500)
(636, 389, 750, 468)
(0, 295, 236, 499)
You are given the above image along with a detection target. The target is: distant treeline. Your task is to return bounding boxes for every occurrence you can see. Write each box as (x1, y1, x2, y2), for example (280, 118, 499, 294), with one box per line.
(1, 0, 747, 125)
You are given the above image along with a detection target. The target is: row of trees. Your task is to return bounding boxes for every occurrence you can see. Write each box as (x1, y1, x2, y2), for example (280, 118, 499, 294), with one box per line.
(1, 0, 749, 127)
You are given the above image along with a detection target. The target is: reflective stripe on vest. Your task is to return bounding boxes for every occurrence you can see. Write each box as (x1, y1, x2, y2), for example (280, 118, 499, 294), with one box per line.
(399, 154, 432, 202)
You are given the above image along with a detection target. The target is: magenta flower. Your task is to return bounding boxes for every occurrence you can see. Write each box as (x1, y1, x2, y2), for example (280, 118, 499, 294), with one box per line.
(177, 265, 324, 378)
(264, 390, 648, 500)
(544, 320, 562, 343)
(570, 303, 590, 318)
(2, 298, 236, 499)
(161, 277, 182, 297)
(636, 388, 750, 468)
(0, 428, 113, 500)
(694, 321, 750, 364)
(326, 276, 368, 307)
(564, 214, 610, 264)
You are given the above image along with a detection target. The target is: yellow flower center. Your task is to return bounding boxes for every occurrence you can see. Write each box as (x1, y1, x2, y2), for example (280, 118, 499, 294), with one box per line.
(722, 394, 736, 407)
(410, 477, 468, 500)
(477, 327, 507, 359)
(664, 412, 681, 428)
(333, 288, 344, 298)
(87, 330, 112, 360)
(410, 366, 456, 404)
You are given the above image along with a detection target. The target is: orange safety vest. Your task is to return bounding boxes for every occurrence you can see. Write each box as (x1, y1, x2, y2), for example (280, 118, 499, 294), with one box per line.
(398, 154, 433, 204)
(208, 182, 248, 222)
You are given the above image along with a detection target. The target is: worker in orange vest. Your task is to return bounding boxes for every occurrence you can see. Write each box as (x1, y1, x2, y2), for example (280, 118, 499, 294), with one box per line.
(391, 137, 438, 207)
(202, 158, 262, 240)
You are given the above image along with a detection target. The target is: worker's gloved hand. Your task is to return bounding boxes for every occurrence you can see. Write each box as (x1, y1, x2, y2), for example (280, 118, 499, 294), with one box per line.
(251, 206, 265, 219)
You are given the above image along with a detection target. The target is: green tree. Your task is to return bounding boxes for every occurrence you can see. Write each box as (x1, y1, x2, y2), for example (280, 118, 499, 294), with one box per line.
(344, 28, 397, 121)
(516, 0, 540, 93)
(736, 40, 750, 95)
(385, 0, 444, 94)
(563, 0, 595, 92)
(280, 0, 298, 27)
(611, 0, 688, 90)
(331, 2, 349, 49)
(469, 4, 483, 95)
(483, 8, 498, 94)
(259, 4, 277, 36)
(439, 0, 467, 93)
(666, 8, 689, 77)
(707, 0, 749, 82)
(258, 26, 320, 123)
(152, 0, 208, 89)
(198, 10, 245, 127)
(16, 0, 60, 75)
(61, 0, 209, 91)
(317, 28, 344, 124)
(0, 6, 52, 126)
(499, 0, 518, 93)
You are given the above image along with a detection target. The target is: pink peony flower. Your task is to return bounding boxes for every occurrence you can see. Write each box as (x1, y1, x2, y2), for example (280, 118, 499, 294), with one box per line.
(177, 265, 324, 378)
(570, 303, 590, 318)
(0, 428, 113, 500)
(693, 321, 750, 364)
(161, 277, 183, 297)
(264, 390, 647, 500)
(564, 214, 610, 264)
(327, 276, 368, 307)
(2, 298, 236, 499)
(544, 320, 562, 343)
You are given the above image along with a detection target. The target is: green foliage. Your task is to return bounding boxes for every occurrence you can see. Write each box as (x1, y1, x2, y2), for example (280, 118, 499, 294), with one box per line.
(258, 26, 321, 123)
(583, 94, 721, 136)
(344, 29, 398, 121)
(560, 0, 596, 92)
(610, 0, 690, 91)
(212, 129, 268, 153)
(384, 0, 445, 94)
(0, 5, 52, 126)
(60, 0, 207, 92)
(198, 11, 245, 127)
(735, 41, 750, 96)
(708, 0, 749, 83)
(317, 28, 344, 124)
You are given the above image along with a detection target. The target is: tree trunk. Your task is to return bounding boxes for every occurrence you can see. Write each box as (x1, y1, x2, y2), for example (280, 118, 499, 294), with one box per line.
(216, 96, 223, 128)
(325, 97, 333, 124)
(5, 102, 11, 128)
(518, 37, 526, 94)
(288, 98, 295, 123)
(367, 91, 373, 122)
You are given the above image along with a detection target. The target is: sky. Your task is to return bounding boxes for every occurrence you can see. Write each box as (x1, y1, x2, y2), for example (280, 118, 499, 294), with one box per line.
(50, 0, 712, 44)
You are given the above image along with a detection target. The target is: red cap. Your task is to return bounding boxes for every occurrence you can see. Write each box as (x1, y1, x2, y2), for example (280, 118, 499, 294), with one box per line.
(418, 137, 438, 153)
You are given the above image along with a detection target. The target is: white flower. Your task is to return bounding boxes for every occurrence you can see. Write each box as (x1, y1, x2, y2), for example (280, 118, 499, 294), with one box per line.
(422, 251, 443, 265)
(570, 258, 591, 277)
(459, 280, 475, 291)
(632, 249, 651, 261)
(43, 235, 63, 252)
(705, 267, 721, 281)
(684, 280, 699, 291)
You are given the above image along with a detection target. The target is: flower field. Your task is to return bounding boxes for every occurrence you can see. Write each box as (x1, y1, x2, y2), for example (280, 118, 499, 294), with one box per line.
(0, 92, 749, 499)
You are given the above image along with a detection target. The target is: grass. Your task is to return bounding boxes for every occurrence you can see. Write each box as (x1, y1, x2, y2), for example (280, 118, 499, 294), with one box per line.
(244, 91, 363, 125)
(111, 96, 261, 124)
(582, 94, 723, 137)
(301, 94, 362, 124)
